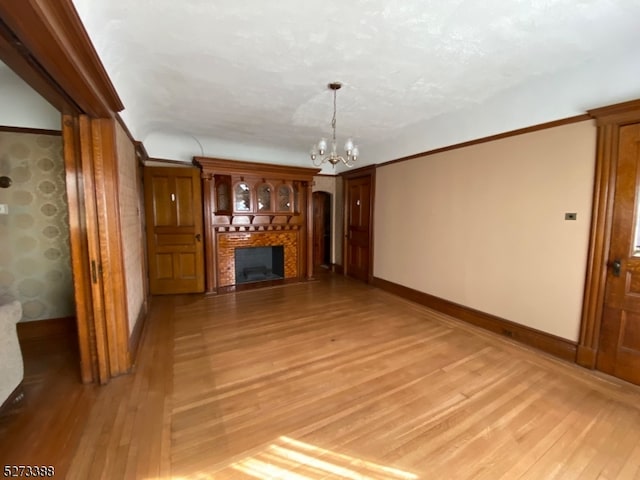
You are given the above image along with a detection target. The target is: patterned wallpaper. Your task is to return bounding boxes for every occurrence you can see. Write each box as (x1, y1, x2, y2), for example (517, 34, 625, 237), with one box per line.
(0, 131, 74, 321)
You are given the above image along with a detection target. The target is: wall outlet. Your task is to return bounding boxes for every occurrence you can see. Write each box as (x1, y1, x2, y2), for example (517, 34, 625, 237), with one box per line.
(565, 212, 577, 220)
(0, 204, 8, 215)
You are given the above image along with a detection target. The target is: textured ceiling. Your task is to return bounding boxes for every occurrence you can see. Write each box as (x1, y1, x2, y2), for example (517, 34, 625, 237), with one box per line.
(71, 0, 640, 171)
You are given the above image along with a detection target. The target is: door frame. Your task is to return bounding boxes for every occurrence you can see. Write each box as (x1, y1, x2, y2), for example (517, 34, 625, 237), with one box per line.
(0, 0, 130, 383)
(341, 165, 376, 283)
(577, 99, 640, 369)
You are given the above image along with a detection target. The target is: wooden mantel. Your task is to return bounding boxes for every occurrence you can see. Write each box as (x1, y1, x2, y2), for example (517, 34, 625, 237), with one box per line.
(194, 157, 320, 293)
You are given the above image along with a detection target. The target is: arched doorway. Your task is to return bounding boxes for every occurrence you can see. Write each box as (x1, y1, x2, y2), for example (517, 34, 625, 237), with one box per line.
(312, 191, 331, 268)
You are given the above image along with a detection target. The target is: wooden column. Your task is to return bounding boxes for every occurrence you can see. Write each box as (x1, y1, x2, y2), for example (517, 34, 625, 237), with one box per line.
(201, 172, 216, 292)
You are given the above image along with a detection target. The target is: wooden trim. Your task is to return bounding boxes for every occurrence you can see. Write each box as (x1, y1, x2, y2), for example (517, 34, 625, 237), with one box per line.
(306, 181, 315, 280)
(16, 317, 76, 342)
(0, 383, 25, 415)
(201, 172, 216, 292)
(92, 118, 131, 376)
(0, 19, 80, 114)
(194, 156, 320, 180)
(577, 100, 640, 369)
(62, 114, 98, 383)
(115, 113, 138, 148)
(588, 99, 640, 126)
(373, 277, 578, 362)
(146, 157, 195, 167)
(0, 125, 61, 136)
(0, 0, 123, 116)
(128, 301, 148, 368)
(378, 114, 592, 168)
(331, 263, 344, 274)
(77, 115, 111, 384)
(135, 141, 150, 165)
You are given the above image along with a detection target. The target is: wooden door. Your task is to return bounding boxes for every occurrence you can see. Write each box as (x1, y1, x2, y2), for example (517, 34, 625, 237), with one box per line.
(312, 191, 331, 267)
(144, 167, 204, 294)
(344, 169, 374, 282)
(597, 123, 640, 385)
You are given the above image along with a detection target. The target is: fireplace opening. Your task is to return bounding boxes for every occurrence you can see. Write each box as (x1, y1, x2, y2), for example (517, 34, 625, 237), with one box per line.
(234, 245, 285, 284)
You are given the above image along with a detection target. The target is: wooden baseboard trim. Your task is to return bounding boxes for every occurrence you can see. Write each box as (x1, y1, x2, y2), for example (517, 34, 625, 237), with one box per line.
(0, 382, 25, 416)
(17, 317, 76, 342)
(128, 299, 150, 368)
(372, 277, 578, 363)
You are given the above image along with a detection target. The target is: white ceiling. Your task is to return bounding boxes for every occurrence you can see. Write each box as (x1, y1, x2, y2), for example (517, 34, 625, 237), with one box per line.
(70, 0, 640, 172)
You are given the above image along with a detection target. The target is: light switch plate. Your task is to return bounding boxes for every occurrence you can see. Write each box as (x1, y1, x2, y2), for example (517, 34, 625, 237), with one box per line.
(0, 204, 8, 215)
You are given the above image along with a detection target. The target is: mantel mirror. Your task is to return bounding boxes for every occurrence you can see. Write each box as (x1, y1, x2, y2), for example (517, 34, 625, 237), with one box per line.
(257, 183, 272, 212)
(277, 184, 293, 212)
(234, 182, 251, 212)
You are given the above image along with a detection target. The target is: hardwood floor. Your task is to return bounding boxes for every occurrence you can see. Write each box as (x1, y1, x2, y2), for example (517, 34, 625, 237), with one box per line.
(2, 273, 640, 479)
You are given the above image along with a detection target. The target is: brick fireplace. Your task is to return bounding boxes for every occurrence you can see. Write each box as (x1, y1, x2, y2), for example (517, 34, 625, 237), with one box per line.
(216, 229, 298, 287)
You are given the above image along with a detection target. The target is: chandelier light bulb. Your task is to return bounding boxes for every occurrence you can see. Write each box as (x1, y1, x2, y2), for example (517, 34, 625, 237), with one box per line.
(344, 138, 354, 154)
(317, 138, 327, 155)
(310, 82, 359, 169)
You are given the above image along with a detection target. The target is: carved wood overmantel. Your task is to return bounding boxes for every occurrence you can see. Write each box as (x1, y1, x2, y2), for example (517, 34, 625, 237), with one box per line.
(194, 157, 320, 293)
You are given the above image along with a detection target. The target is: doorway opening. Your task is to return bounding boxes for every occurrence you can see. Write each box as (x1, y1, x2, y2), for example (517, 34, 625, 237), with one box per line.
(313, 191, 332, 268)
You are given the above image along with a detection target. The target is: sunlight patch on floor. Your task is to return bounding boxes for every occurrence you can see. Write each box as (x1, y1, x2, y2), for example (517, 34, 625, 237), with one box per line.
(230, 436, 419, 479)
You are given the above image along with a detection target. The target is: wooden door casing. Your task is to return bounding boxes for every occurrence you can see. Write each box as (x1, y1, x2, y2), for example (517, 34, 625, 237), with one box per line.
(596, 123, 640, 385)
(144, 167, 205, 295)
(343, 168, 375, 283)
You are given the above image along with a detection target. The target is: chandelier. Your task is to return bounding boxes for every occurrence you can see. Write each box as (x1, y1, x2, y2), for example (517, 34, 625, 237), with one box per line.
(310, 82, 359, 168)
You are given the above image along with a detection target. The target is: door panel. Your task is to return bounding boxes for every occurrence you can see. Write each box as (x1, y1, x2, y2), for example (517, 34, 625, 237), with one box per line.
(344, 171, 374, 283)
(151, 176, 173, 226)
(597, 123, 640, 385)
(145, 167, 204, 294)
(176, 176, 196, 225)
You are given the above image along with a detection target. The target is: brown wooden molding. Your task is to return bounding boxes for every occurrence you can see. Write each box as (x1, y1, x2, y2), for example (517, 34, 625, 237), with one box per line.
(194, 156, 320, 179)
(16, 317, 76, 342)
(372, 277, 578, 362)
(115, 113, 137, 146)
(588, 99, 640, 126)
(0, 0, 123, 116)
(578, 100, 640, 369)
(128, 301, 149, 368)
(331, 263, 344, 274)
(0, 383, 25, 415)
(0, 19, 80, 114)
(378, 114, 592, 168)
(135, 141, 150, 165)
(145, 157, 196, 167)
(62, 113, 99, 383)
(91, 118, 131, 376)
(0, 125, 61, 136)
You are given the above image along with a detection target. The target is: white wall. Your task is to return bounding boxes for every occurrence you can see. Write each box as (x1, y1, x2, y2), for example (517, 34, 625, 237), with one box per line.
(0, 63, 60, 130)
(374, 121, 596, 341)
